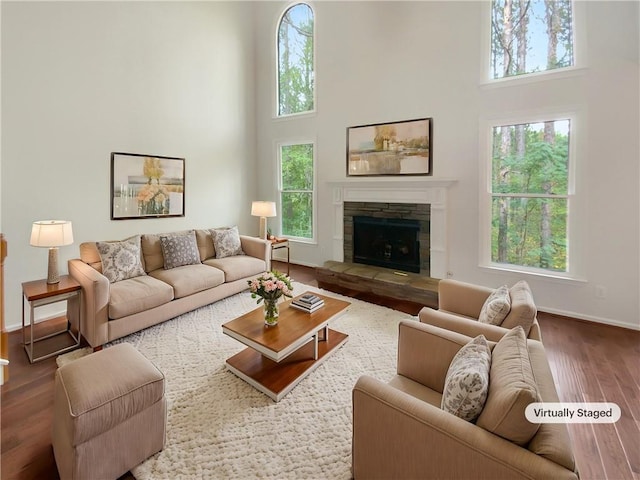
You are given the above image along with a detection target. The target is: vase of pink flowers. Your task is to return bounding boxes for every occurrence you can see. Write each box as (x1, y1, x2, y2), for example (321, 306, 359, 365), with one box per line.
(248, 271, 293, 326)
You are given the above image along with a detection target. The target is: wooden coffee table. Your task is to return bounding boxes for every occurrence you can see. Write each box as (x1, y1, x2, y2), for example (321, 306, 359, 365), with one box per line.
(222, 292, 350, 401)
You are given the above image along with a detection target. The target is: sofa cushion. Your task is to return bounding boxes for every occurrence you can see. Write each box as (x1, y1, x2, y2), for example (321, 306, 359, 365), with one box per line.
(478, 285, 511, 325)
(501, 280, 537, 335)
(441, 335, 491, 422)
(149, 264, 225, 299)
(141, 230, 191, 273)
(476, 326, 541, 445)
(109, 275, 174, 319)
(96, 236, 147, 284)
(526, 340, 576, 471)
(79, 242, 106, 273)
(195, 229, 215, 261)
(203, 255, 266, 283)
(210, 226, 244, 258)
(160, 231, 200, 269)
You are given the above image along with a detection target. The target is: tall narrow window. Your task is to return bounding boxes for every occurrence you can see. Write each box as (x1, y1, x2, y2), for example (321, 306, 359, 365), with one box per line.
(491, 0, 574, 79)
(490, 119, 571, 272)
(277, 3, 314, 116)
(279, 143, 315, 241)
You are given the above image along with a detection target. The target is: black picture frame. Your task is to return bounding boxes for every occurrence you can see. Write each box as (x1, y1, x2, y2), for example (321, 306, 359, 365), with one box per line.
(110, 152, 185, 220)
(347, 117, 433, 176)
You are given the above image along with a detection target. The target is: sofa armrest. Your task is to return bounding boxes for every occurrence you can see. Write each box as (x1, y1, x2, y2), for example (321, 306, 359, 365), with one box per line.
(396, 321, 472, 393)
(240, 235, 270, 269)
(352, 375, 578, 480)
(419, 307, 516, 343)
(68, 259, 110, 348)
(420, 306, 543, 342)
(438, 279, 493, 318)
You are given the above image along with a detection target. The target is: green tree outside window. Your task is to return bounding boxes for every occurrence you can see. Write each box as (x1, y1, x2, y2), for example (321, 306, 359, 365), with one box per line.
(280, 143, 314, 240)
(491, 120, 570, 271)
(278, 3, 314, 116)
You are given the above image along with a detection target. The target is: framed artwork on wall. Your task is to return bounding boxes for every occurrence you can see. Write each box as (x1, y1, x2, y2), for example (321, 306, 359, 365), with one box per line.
(110, 152, 185, 220)
(347, 117, 432, 176)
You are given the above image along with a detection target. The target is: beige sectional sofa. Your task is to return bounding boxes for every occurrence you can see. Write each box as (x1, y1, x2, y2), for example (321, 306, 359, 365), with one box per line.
(68, 228, 270, 348)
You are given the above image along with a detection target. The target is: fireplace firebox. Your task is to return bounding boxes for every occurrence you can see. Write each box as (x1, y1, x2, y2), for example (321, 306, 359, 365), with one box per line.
(353, 216, 420, 273)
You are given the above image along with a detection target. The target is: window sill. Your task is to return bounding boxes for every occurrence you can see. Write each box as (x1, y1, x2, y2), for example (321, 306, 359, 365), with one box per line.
(479, 66, 588, 90)
(273, 110, 317, 122)
(286, 238, 317, 246)
(479, 263, 587, 286)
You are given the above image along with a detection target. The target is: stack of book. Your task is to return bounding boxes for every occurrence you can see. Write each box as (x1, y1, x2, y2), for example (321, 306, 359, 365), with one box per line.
(291, 293, 325, 313)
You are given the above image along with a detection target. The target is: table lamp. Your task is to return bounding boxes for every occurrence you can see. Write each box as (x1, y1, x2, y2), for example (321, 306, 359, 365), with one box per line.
(251, 201, 277, 240)
(30, 220, 74, 284)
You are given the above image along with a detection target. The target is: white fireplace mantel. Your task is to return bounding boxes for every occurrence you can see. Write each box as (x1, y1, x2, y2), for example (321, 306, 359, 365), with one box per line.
(329, 179, 457, 279)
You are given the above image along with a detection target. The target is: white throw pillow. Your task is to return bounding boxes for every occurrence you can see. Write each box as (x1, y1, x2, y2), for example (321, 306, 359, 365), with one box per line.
(210, 226, 245, 259)
(96, 235, 146, 283)
(441, 334, 492, 422)
(478, 285, 511, 325)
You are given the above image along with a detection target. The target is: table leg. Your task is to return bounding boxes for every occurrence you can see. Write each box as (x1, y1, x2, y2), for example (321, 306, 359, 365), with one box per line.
(313, 334, 318, 360)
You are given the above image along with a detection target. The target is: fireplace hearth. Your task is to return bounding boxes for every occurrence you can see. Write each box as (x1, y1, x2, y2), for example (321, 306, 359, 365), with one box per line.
(353, 216, 420, 273)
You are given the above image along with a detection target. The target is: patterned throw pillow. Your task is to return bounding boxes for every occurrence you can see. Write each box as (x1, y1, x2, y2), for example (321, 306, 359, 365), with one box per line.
(160, 230, 201, 269)
(96, 235, 146, 283)
(478, 285, 511, 325)
(210, 226, 244, 259)
(441, 335, 492, 422)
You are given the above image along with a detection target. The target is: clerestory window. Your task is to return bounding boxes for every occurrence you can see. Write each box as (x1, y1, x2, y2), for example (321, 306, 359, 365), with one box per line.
(277, 3, 315, 116)
(490, 0, 574, 80)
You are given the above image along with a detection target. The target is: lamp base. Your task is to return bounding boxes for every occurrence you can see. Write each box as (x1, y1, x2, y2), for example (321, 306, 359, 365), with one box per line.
(259, 216, 268, 240)
(47, 247, 60, 284)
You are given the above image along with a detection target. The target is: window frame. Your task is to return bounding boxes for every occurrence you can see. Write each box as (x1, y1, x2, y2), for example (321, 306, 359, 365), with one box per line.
(275, 2, 317, 119)
(478, 110, 585, 282)
(276, 139, 318, 244)
(479, 0, 587, 87)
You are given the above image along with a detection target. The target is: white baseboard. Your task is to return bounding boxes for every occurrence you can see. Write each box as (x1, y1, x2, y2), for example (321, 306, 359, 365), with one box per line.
(538, 306, 640, 331)
(4, 308, 67, 333)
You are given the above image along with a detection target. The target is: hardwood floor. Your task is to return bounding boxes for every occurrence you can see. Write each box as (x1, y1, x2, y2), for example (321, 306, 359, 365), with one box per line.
(1, 262, 638, 479)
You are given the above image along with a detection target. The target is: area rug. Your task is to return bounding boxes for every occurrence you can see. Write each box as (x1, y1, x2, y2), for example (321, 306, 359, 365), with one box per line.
(60, 283, 417, 479)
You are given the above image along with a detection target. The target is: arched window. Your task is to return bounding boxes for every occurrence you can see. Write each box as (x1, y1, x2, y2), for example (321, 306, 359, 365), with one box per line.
(277, 3, 314, 116)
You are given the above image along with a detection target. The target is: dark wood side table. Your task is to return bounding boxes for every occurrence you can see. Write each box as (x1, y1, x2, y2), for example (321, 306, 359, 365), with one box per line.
(22, 275, 82, 363)
(270, 238, 290, 275)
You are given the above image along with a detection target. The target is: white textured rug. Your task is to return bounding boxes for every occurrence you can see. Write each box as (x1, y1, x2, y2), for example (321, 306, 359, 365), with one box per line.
(62, 283, 417, 479)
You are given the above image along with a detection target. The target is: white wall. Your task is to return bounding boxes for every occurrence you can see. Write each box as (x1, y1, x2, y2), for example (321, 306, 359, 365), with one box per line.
(254, 1, 640, 330)
(2, 1, 637, 332)
(1, 1, 257, 330)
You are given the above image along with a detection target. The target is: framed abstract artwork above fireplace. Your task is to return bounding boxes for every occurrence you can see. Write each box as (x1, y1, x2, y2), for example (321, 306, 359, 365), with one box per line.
(347, 117, 432, 176)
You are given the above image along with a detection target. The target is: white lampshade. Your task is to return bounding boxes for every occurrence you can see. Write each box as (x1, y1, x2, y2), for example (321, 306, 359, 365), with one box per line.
(251, 202, 276, 240)
(30, 220, 74, 284)
(30, 220, 74, 247)
(251, 201, 277, 218)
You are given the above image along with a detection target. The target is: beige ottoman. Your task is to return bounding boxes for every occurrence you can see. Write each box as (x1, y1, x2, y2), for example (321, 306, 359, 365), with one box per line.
(52, 343, 166, 480)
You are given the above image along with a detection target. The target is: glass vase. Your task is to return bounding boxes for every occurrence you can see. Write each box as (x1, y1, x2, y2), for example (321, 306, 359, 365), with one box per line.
(263, 298, 279, 326)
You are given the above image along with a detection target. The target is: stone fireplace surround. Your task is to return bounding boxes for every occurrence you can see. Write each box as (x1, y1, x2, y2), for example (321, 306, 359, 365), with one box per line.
(329, 180, 456, 280)
(344, 202, 430, 274)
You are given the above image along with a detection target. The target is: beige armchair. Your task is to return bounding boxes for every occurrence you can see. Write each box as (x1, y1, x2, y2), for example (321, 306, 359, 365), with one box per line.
(419, 279, 542, 342)
(352, 321, 577, 479)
